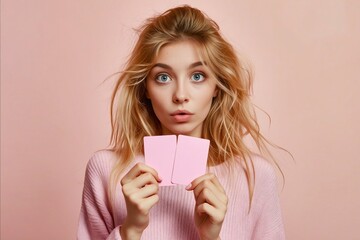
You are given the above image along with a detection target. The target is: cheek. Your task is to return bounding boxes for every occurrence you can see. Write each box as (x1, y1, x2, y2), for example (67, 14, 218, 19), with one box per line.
(198, 90, 216, 116)
(200, 89, 216, 105)
(146, 81, 167, 99)
(149, 91, 167, 105)
(148, 93, 169, 116)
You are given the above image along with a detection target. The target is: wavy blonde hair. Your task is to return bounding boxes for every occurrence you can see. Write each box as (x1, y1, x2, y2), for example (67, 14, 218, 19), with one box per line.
(109, 5, 282, 207)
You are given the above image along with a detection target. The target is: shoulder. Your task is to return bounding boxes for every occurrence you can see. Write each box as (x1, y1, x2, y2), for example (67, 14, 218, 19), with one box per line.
(230, 153, 278, 182)
(213, 154, 278, 182)
(84, 149, 118, 183)
(251, 154, 281, 197)
(87, 149, 118, 167)
(87, 149, 118, 170)
(251, 154, 278, 181)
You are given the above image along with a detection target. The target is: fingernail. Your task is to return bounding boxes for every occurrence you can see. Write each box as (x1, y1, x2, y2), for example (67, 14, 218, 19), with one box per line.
(185, 183, 192, 190)
(158, 176, 162, 182)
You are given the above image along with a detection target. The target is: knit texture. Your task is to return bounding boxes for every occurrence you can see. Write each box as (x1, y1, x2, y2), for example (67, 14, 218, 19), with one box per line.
(77, 150, 285, 240)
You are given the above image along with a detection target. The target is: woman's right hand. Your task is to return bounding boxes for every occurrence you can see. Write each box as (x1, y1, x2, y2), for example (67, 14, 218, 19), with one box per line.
(120, 162, 162, 240)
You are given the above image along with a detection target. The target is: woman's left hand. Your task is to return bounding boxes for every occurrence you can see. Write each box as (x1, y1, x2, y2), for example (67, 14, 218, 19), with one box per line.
(186, 173, 228, 240)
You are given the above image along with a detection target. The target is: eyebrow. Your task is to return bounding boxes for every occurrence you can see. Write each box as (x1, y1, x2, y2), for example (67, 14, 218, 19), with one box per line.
(152, 61, 205, 70)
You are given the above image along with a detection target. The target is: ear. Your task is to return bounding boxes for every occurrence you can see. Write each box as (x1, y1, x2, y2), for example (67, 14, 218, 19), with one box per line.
(213, 88, 219, 98)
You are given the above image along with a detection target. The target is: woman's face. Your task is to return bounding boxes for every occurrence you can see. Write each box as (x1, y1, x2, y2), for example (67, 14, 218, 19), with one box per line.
(146, 40, 218, 138)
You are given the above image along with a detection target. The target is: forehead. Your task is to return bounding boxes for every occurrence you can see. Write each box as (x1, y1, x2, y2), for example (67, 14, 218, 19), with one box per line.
(153, 40, 204, 65)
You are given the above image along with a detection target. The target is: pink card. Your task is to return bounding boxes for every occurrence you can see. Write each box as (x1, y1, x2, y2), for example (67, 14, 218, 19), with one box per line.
(171, 135, 210, 185)
(144, 135, 177, 186)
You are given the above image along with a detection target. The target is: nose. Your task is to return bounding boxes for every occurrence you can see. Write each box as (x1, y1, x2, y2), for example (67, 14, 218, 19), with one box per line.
(172, 81, 189, 103)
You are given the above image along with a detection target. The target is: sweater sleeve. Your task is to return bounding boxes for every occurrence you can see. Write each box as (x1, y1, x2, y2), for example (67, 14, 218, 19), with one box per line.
(77, 152, 122, 240)
(252, 159, 286, 240)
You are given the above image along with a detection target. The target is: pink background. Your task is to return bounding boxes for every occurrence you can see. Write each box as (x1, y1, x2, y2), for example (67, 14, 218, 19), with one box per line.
(1, 1, 359, 239)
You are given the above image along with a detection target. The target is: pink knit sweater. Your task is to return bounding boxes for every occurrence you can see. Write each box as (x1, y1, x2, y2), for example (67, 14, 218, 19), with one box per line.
(77, 150, 285, 240)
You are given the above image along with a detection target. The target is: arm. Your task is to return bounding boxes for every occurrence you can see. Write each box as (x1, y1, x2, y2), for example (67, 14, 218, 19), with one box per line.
(77, 155, 161, 240)
(252, 163, 286, 240)
(77, 154, 122, 240)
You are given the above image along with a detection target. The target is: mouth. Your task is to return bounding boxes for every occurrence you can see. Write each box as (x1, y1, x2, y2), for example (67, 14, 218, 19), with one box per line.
(170, 110, 193, 122)
(170, 110, 193, 116)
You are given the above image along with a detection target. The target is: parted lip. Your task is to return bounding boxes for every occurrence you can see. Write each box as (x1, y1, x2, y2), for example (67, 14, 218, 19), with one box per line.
(170, 110, 193, 116)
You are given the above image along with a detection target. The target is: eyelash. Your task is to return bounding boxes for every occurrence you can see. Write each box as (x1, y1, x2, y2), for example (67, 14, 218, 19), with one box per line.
(154, 72, 206, 83)
(191, 72, 206, 82)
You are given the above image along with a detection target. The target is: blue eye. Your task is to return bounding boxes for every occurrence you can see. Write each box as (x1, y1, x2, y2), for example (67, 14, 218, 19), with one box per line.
(156, 74, 171, 83)
(191, 73, 205, 82)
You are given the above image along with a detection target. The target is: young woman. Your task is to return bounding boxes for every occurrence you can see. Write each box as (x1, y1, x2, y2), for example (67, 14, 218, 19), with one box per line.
(78, 5, 285, 240)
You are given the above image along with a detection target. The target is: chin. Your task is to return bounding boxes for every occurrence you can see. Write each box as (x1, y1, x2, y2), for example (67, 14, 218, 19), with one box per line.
(172, 128, 200, 137)
(162, 122, 202, 137)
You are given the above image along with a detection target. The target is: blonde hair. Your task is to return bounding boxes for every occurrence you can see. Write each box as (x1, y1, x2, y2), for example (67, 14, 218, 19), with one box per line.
(109, 5, 282, 207)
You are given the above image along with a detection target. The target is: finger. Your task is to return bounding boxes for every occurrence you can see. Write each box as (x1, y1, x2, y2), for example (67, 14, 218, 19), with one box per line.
(195, 186, 220, 207)
(122, 172, 159, 196)
(135, 194, 160, 215)
(130, 184, 159, 200)
(197, 181, 227, 206)
(131, 172, 158, 188)
(193, 179, 221, 199)
(194, 182, 227, 208)
(196, 202, 226, 223)
(121, 162, 161, 185)
(209, 175, 226, 194)
(187, 173, 226, 194)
